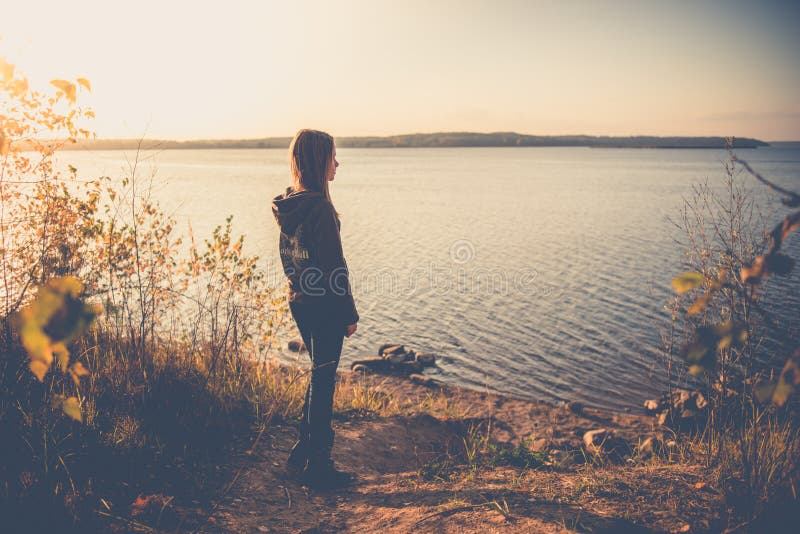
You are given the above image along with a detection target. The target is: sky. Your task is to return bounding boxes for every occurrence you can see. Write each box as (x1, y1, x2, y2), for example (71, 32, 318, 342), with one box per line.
(2, 0, 799, 140)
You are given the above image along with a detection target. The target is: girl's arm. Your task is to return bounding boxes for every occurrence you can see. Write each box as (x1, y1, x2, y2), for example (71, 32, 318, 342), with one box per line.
(309, 201, 360, 327)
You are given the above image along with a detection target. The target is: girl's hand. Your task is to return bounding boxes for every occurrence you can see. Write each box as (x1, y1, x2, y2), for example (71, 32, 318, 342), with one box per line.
(345, 323, 358, 338)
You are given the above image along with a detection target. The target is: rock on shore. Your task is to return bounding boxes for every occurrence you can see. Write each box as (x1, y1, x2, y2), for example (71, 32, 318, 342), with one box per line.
(350, 343, 438, 385)
(643, 388, 708, 430)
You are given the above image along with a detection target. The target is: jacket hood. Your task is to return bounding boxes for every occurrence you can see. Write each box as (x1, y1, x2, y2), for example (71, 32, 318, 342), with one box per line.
(271, 187, 325, 235)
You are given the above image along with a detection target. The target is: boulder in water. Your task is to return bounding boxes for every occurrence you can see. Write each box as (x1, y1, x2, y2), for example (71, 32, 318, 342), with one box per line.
(350, 357, 392, 373)
(380, 344, 405, 356)
(351, 364, 371, 374)
(415, 352, 437, 366)
(384, 351, 408, 365)
(397, 360, 424, 375)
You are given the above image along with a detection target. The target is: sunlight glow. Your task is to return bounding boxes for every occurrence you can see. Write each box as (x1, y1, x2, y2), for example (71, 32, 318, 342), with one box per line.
(2, 0, 798, 140)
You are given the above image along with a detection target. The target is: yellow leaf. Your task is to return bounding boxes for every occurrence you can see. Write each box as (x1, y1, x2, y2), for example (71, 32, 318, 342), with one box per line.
(50, 79, 76, 103)
(54, 343, 70, 373)
(69, 361, 90, 385)
(18, 276, 97, 382)
(738, 329, 748, 343)
(741, 257, 766, 285)
(715, 269, 729, 287)
(0, 132, 9, 157)
(0, 57, 14, 82)
(51, 276, 84, 298)
(29, 360, 50, 382)
(778, 212, 800, 243)
(671, 272, 705, 294)
(755, 381, 777, 404)
(62, 397, 82, 422)
(689, 365, 705, 376)
(687, 292, 711, 316)
(11, 77, 28, 97)
(772, 348, 800, 407)
(21, 325, 53, 367)
(70, 361, 90, 377)
(76, 77, 92, 91)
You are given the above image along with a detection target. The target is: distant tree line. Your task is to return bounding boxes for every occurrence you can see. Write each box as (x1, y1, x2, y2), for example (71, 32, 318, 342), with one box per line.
(53, 132, 770, 151)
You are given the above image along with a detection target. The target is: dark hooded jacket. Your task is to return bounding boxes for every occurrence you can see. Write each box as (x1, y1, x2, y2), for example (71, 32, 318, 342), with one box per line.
(271, 187, 359, 328)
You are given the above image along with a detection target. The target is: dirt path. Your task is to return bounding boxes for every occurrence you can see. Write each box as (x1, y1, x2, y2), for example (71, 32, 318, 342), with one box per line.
(194, 378, 719, 533)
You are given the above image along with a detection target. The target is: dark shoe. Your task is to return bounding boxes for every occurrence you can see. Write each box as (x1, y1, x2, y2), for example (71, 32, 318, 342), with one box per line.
(286, 439, 309, 474)
(301, 460, 355, 490)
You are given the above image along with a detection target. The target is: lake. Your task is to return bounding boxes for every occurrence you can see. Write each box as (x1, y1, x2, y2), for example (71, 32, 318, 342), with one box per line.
(54, 146, 800, 411)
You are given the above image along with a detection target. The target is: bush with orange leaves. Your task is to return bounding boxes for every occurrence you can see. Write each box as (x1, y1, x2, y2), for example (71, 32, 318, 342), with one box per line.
(1, 56, 288, 531)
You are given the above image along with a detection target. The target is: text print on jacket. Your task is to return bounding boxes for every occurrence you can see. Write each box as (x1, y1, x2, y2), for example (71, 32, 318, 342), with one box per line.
(271, 187, 359, 327)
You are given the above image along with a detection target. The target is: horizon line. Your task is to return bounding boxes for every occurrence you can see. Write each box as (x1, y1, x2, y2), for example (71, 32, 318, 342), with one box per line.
(75, 131, 798, 143)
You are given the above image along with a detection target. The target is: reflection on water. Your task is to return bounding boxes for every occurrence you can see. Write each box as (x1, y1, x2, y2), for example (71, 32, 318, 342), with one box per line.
(55, 147, 800, 411)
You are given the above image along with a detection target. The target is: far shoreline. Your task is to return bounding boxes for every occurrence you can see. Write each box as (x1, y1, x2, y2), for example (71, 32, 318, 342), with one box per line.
(49, 131, 774, 151)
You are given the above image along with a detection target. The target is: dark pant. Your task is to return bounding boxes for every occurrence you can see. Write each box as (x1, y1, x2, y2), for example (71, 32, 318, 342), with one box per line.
(289, 300, 345, 460)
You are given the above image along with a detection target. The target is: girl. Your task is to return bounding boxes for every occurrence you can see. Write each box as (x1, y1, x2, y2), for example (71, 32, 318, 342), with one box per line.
(271, 129, 359, 489)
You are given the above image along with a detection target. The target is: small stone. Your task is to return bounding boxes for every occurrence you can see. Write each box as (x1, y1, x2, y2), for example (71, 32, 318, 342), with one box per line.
(351, 364, 371, 374)
(637, 436, 663, 457)
(643, 399, 661, 414)
(288, 339, 306, 352)
(693, 391, 708, 410)
(530, 438, 549, 452)
(583, 428, 610, 451)
(398, 360, 424, 374)
(566, 401, 584, 414)
(350, 357, 391, 373)
(384, 352, 408, 365)
(381, 344, 405, 356)
(377, 343, 402, 356)
(672, 389, 691, 411)
(415, 352, 437, 366)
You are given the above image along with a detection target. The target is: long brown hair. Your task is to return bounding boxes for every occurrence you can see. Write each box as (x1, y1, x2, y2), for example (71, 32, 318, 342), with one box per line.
(289, 129, 334, 202)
